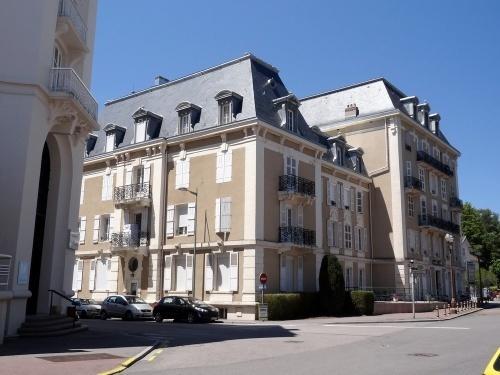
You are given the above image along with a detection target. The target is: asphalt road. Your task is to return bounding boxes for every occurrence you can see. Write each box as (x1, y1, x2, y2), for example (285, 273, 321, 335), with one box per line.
(86, 304, 500, 375)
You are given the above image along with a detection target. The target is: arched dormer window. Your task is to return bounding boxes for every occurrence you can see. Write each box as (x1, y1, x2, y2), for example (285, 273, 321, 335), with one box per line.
(131, 107, 162, 143)
(273, 94, 300, 133)
(103, 123, 126, 152)
(175, 102, 201, 135)
(214, 90, 243, 125)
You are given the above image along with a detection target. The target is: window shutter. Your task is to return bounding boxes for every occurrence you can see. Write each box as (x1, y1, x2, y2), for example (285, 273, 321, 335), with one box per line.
(164, 255, 172, 291)
(186, 254, 193, 291)
(109, 214, 115, 239)
(106, 259, 114, 291)
(230, 252, 238, 292)
(297, 256, 304, 292)
(187, 202, 195, 235)
(183, 159, 190, 188)
(326, 179, 332, 205)
(297, 205, 304, 228)
(175, 160, 182, 189)
(337, 223, 344, 248)
(89, 260, 96, 291)
(166, 205, 175, 238)
(101, 175, 107, 201)
(93, 215, 100, 243)
(79, 217, 86, 244)
(224, 150, 232, 182)
(72, 261, 78, 291)
(350, 187, 356, 212)
(221, 197, 231, 232)
(280, 202, 287, 226)
(280, 254, 287, 291)
(216, 153, 224, 183)
(77, 260, 83, 290)
(205, 253, 213, 291)
(125, 166, 132, 185)
(80, 180, 84, 205)
(327, 219, 333, 247)
(215, 198, 221, 233)
(144, 163, 151, 183)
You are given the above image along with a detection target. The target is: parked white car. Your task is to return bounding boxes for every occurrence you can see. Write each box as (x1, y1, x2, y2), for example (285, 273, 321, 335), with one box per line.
(100, 295, 153, 320)
(71, 298, 101, 318)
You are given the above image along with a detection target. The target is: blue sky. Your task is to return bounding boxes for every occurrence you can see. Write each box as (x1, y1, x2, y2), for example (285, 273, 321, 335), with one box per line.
(91, 0, 500, 213)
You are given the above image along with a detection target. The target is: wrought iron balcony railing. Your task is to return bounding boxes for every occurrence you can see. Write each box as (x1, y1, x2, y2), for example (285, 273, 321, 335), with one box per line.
(418, 214, 460, 234)
(49, 68, 98, 120)
(111, 231, 149, 248)
(449, 197, 463, 209)
(404, 176, 423, 191)
(416, 151, 454, 176)
(278, 174, 315, 197)
(279, 226, 316, 247)
(58, 0, 87, 43)
(113, 183, 151, 202)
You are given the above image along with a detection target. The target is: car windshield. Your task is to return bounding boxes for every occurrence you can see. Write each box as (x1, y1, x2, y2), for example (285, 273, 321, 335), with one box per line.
(125, 296, 146, 304)
(81, 299, 97, 305)
(186, 297, 207, 306)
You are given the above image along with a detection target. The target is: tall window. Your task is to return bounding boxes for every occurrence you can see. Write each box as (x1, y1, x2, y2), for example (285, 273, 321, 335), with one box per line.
(286, 156, 297, 176)
(99, 215, 111, 241)
(175, 158, 190, 189)
(175, 204, 189, 235)
(356, 191, 363, 213)
(216, 150, 232, 183)
(441, 179, 447, 200)
(135, 120, 147, 143)
(418, 168, 426, 191)
(179, 113, 190, 134)
(220, 101, 231, 125)
(344, 224, 352, 249)
(408, 195, 414, 217)
(430, 173, 438, 195)
(215, 197, 232, 233)
(420, 197, 427, 216)
(286, 109, 296, 132)
(405, 161, 412, 177)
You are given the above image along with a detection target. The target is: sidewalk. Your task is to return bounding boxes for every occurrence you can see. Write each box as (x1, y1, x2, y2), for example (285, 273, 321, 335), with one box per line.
(0, 324, 158, 375)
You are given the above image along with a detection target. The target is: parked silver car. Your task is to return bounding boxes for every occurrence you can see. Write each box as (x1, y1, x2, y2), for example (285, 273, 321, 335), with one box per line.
(71, 298, 101, 318)
(100, 295, 153, 320)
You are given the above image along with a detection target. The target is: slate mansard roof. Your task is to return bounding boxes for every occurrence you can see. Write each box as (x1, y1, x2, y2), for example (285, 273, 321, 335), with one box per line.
(88, 53, 326, 158)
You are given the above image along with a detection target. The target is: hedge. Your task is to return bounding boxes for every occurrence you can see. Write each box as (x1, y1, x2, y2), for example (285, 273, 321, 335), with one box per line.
(263, 293, 320, 320)
(349, 290, 375, 316)
(318, 255, 345, 315)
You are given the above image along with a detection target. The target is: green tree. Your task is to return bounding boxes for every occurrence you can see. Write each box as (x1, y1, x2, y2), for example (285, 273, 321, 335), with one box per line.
(490, 259, 500, 286)
(318, 255, 345, 315)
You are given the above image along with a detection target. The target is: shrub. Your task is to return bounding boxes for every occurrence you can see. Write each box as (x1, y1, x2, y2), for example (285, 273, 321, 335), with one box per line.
(318, 255, 345, 315)
(350, 290, 375, 316)
(264, 293, 320, 320)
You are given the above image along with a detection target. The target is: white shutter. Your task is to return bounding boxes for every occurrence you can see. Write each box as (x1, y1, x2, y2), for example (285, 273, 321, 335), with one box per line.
(224, 150, 232, 182)
(350, 188, 355, 211)
(216, 153, 224, 183)
(215, 198, 221, 233)
(186, 254, 193, 291)
(101, 175, 107, 201)
(80, 180, 84, 204)
(187, 202, 195, 235)
(175, 160, 182, 189)
(72, 261, 79, 292)
(326, 179, 332, 205)
(327, 219, 334, 247)
(166, 205, 175, 238)
(79, 217, 86, 244)
(280, 202, 287, 226)
(297, 205, 304, 227)
(89, 260, 96, 291)
(183, 159, 190, 188)
(106, 259, 114, 291)
(297, 256, 304, 292)
(109, 214, 115, 239)
(93, 215, 100, 243)
(332, 183, 337, 205)
(125, 166, 132, 185)
(221, 197, 231, 232)
(280, 254, 287, 291)
(164, 255, 172, 291)
(144, 163, 151, 183)
(76, 260, 83, 290)
(205, 253, 213, 291)
(229, 252, 238, 292)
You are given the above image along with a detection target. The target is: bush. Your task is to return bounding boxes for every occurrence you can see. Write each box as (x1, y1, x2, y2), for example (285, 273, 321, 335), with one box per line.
(318, 255, 345, 315)
(350, 290, 375, 316)
(264, 293, 320, 320)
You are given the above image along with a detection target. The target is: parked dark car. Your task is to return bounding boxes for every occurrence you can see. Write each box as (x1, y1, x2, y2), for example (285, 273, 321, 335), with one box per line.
(101, 295, 153, 320)
(153, 296, 219, 323)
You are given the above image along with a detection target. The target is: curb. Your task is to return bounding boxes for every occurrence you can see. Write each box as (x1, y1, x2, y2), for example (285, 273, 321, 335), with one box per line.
(325, 308, 483, 325)
(98, 340, 164, 375)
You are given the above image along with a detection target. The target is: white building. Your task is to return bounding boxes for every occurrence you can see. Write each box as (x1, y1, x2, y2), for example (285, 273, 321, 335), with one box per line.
(0, 0, 98, 342)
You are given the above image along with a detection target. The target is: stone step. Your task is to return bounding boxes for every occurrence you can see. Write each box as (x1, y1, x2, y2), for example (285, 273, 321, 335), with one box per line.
(19, 324, 88, 337)
(23, 315, 74, 327)
(19, 320, 82, 334)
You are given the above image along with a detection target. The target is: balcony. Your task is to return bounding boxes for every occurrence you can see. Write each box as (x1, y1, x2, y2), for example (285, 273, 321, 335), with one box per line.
(113, 183, 151, 208)
(449, 197, 463, 210)
(111, 231, 149, 249)
(49, 68, 98, 122)
(279, 226, 316, 247)
(404, 176, 423, 193)
(278, 174, 315, 205)
(57, 0, 88, 50)
(418, 214, 460, 234)
(416, 151, 454, 177)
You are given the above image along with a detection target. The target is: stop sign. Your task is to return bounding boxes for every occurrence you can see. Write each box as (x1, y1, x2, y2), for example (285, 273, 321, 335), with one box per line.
(259, 273, 268, 285)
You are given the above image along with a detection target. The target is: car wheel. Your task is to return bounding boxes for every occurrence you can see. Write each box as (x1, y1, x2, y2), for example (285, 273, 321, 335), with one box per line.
(80, 310, 87, 319)
(154, 313, 163, 323)
(124, 311, 134, 321)
(187, 312, 195, 324)
(100, 310, 108, 320)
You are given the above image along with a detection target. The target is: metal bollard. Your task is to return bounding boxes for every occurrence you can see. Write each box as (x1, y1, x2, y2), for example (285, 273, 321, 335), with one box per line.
(443, 304, 447, 316)
(447, 303, 451, 315)
(435, 306, 440, 318)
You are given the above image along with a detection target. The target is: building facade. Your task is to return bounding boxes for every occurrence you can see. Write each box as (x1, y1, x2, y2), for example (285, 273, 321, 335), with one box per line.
(300, 79, 464, 301)
(0, 0, 98, 341)
(75, 54, 371, 319)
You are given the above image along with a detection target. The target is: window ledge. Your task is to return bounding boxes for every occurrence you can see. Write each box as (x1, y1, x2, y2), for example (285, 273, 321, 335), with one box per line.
(208, 291, 236, 295)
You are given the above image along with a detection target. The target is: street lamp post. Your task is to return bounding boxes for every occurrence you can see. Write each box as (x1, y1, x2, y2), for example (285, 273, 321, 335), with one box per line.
(445, 233, 456, 312)
(476, 251, 483, 306)
(180, 187, 198, 299)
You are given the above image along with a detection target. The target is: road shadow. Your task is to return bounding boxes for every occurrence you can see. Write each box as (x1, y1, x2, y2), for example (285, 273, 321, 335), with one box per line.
(0, 318, 295, 356)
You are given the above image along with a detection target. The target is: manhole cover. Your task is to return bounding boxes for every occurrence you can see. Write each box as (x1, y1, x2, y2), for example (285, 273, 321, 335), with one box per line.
(408, 353, 439, 358)
(38, 353, 124, 362)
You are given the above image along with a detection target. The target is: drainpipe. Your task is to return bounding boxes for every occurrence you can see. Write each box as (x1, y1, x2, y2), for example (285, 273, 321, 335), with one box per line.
(369, 182, 374, 289)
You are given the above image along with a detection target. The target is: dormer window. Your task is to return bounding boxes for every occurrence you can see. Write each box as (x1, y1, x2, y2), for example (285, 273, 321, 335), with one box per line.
(286, 109, 296, 132)
(327, 135, 347, 167)
(273, 94, 300, 133)
(86, 134, 97, 157)
(175, 102, 202, 134)
(131, 107, 163, 144)
(105, 132, 115, 152)
(348, 147, 364, 173)
(103, 123, 126, 153)
(135, 120, 146, 143)
(417, 103, 430, 128)
(215, 91, 243, 126)
(400, 96, 419, 119)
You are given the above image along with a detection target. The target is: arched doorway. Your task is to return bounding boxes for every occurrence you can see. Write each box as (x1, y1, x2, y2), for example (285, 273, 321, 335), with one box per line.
(26, 143, 51, 315)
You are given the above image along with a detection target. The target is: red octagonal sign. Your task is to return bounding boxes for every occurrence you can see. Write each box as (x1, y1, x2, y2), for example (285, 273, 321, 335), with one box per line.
(259, 272, 268, 285)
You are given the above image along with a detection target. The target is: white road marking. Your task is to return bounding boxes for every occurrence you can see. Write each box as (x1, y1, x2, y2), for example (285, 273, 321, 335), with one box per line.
(323, 324, 470, 330)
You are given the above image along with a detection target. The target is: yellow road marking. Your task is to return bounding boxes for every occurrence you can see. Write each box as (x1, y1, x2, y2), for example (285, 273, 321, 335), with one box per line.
(148, 355, 157, 362)
(154, 349, 163, 354)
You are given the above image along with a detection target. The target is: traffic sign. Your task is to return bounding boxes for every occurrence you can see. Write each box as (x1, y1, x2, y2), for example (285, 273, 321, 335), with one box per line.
(259, 273, 268, 284)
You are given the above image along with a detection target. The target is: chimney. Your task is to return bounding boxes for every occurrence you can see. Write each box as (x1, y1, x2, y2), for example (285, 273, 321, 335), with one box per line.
(417, 103, 430, 128)
(344, 103, 359, 119)
(400, 96, 419, 119)
(154, 75, 169, 86)
(429, 113, 440, 134)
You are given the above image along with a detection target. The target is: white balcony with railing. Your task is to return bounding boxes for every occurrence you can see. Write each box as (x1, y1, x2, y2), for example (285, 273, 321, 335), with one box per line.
(49, 68, 98, 121)
(57, 0, 87, 45)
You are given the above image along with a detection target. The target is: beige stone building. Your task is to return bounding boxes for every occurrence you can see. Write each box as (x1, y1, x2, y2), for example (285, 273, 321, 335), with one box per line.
(0, 0, 98, 341)
(75, 54, 371, 319)
(301, 79, 463, 301)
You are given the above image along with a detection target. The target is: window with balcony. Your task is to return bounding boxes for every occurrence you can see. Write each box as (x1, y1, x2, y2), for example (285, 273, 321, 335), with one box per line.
(175, 158, 190, 189)
(216, 150, 232, 183)
(408, 196, 415, 217)
(433, 147, 441, 161)
(344, 224, 352, 249)
(215, 197, 232, 233)
(418, 168, 426, 191)
(285, 155, 297, 176)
